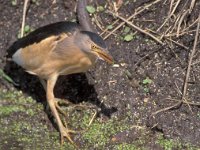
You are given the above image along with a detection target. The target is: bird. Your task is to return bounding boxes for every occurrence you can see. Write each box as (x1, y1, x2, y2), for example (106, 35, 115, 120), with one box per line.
(9, 21, 114, 145)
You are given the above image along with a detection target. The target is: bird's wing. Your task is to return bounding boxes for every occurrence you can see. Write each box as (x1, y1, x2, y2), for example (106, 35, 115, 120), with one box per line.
(8, 21, 81, 57)
(12, 33, 70, 71)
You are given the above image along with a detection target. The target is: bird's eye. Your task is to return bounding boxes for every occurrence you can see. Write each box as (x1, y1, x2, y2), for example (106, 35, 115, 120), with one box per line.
(91, 45, 96, 50)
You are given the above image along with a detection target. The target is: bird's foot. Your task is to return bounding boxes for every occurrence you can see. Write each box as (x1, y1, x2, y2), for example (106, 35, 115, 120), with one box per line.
(55, 98, 93, 110)
(65, 103, 98, 127)
(54, 98, 72, 116)
(55, 98, 72, 106)
(60, 126, 78, 148)
(54, 98, 97, 128)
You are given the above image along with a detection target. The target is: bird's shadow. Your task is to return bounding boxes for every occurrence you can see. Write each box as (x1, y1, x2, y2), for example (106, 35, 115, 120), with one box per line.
(4, 60, 117, 124)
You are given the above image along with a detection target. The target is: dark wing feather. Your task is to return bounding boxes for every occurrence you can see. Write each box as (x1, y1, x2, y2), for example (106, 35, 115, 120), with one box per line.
(7, 21, 81, 57)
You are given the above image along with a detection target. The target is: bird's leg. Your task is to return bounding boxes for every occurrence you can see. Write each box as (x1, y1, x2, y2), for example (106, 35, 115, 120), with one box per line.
(39, 78, 95, 112)
(46, 75, 76, 145)
(40, 78, 72, 115)
(40, 77, 97, 128)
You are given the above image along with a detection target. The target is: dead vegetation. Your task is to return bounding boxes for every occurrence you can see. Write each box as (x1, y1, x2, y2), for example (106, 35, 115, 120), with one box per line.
(93, 0, 200, 115)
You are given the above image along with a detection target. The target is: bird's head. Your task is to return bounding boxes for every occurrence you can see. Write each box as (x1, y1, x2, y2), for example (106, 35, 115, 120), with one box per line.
(74, 31, 114, 64)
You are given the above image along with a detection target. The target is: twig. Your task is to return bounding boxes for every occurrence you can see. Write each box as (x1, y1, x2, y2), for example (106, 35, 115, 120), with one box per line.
(100, 19, 119, 36)
(160, 25, 172, 39)
(165, 29, 196, 37)
(182, 14, 200, 99)
(192, 60, 200, 66)
(174, 81, 183, 96)
(182, 18, 199, 33)
(152, 97, 200, 116)
(169, 98, 200, 106)
(147, 28, 189, 50)
(177, 10, 189, 37)
(93, 14, 104, 31)
(157, 0, 181, 31)
(152, 14, 200, 116)
(21, 0, 29, 38)
(88, 110, 97, 126)
(93, 14, 117, 37)
(189, 0, 196, 13)
(151, 102, 181, 116)
(165, 37, 189, 50)
(107, 10, 163, 45)
(169, 0, 175, 15)
(103, 0, 162, 39)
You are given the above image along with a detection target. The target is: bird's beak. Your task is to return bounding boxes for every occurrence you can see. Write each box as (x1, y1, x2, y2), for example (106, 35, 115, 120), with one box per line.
(92, 48, 114, 64)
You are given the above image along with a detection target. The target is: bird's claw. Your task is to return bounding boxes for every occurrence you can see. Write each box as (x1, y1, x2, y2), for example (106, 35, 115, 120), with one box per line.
(54, 98, 97, 117)
(60, 127, 78, 148)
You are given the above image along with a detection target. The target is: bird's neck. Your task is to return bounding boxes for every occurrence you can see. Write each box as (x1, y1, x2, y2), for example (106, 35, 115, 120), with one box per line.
(85, 51, 97, 64)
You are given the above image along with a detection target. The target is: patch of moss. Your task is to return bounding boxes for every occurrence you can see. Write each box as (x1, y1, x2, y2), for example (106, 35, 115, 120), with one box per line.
(114, 143, 138, 150)
(0, 116, 75, 150)
(0, 87, 199, 149)
(81, 116, 131, 148)
(0, 88, 77, 149)
(0, 105, 25, 116)
(0, 89, 35, 104)
(0, 89, 42, 117)
(156, 134, 198, 150)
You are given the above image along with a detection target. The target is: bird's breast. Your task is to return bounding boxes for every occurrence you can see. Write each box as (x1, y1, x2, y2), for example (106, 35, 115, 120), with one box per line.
(59, 55, 95, 75)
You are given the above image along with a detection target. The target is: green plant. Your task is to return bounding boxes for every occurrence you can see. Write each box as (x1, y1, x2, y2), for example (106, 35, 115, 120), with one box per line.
(18, 25, 34, 38)
(86, 5, 96, 14)
(11, 0, 17, 6)
(124, 26, 131, 33)
(142, 77, 152, 93)
(115, 143, 138, 150)
(142, 77, 152, 85)
(0, 69, 16, 85)
(107, 25, 113, 30)
(97, 6, 104, 12)
(124, 34, 134, 42)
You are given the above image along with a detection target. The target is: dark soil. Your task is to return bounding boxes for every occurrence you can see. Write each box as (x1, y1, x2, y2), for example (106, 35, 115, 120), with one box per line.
(0, 0, 200, 149)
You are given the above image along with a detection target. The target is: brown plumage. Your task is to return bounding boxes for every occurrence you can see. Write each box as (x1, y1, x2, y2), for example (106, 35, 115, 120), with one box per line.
(10, 21, 113, 145)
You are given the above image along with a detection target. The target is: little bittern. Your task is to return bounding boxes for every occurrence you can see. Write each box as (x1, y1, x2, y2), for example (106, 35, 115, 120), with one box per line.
(10, 21, 113, 144)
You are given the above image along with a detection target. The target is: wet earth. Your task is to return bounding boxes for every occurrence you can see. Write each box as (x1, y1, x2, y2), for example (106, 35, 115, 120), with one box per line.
(0, 0, 200, 149)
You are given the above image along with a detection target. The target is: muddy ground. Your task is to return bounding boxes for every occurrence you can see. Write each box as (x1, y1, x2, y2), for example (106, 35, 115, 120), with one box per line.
(0, 0, 200, 149)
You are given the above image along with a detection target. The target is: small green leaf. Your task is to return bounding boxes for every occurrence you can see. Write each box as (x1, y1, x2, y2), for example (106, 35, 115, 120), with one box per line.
(144, 87, 150, 93)
(0, 69, 15, 84)
(24, 25, 30, 33)
(31, 0, 36, 3)
(107, 25, 113, 30)
(97, 6, 104, 12)
(86, 5, 96, 14)
(124, 1, 130, 5)
(11, 0, 17, 6)
(124, 34, 133, 42)
(197, 113, 200, 118)
(17, 32, 21, 39)
(124, 26, 130, 33)
(142, 77, 152, 85)
(71, 18, 77, 22)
